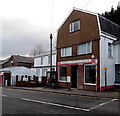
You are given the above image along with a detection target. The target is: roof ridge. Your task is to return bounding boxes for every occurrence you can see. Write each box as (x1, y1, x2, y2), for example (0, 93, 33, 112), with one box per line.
(73, 7, 98, 16)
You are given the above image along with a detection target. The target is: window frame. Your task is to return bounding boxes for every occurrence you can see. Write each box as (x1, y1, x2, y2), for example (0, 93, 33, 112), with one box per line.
(61, 46, 72, 57)
(42, 68, 48, 76)
(84, 64, 96, 85)
(108, 43, 113, 58)
(41, 56, 43, 65)
(69, 20, 80, 33)
(59, 66, 67, 82)
(77, 42, 92, 55)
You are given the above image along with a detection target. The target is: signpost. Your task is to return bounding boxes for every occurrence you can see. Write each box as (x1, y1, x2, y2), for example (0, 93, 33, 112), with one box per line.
(103, 67, 108, 91)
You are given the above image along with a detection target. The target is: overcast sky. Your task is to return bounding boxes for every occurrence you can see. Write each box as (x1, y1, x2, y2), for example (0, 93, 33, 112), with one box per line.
(0, 0, 120, 60)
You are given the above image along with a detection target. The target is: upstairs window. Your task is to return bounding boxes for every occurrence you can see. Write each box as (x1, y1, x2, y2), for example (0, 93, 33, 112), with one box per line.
(61, 47, 72, 57)
(108, 43, 113, 58)
(69, 20, 80, 32)
(77, 42, 92, 55)
(41, 57, 43, 65)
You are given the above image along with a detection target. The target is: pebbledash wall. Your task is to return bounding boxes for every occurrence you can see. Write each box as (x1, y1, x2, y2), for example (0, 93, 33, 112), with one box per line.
(56, 8, 120, 91)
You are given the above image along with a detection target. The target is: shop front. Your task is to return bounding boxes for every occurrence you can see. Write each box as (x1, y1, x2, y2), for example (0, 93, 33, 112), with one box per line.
(57, 59, 99, 91)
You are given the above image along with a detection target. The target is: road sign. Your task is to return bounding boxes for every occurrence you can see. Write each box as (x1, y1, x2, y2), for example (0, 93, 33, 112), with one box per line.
(103, 67, 108, 70)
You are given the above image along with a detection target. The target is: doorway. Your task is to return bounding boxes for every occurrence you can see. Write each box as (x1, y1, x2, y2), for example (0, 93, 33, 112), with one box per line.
(4, 73, 11, 86)
(71, 65, 78, 88)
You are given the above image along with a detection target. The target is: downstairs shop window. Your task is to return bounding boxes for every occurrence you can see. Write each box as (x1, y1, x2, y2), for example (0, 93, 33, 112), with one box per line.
(60, 67, 67, 81)
(85, 65, 96, 84)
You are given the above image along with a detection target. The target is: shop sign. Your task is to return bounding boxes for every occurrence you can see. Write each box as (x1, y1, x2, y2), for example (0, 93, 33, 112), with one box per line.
(60, 59, 92, 65)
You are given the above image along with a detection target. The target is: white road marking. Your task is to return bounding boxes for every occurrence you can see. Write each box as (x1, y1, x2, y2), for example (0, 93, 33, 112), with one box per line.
(21, 97, 90, 112)
(89, 99, 118, 110)
(0, 94, 8, 97)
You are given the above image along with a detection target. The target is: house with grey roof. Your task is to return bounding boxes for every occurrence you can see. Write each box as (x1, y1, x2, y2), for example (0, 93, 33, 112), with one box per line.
(56, 8, 120, 91)
(1, 55, 34, 68)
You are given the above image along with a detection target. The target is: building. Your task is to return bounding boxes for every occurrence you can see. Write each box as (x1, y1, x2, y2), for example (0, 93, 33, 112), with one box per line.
(56, 8, 120, 91)
(1, 55, 34, 68)
(34, 50, 56, 82)
(0, 66, 36, 86)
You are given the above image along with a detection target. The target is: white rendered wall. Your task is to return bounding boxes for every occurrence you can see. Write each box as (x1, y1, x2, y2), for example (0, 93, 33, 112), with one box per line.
(114, 44, 120, 64)
(100, 36, 115, 89)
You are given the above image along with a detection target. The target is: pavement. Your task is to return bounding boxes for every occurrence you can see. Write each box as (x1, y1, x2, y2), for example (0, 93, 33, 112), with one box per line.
(3, 86, 120, 99)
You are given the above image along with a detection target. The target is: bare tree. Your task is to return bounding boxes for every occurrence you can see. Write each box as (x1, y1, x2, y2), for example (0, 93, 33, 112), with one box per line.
(29, 43, 44, 57)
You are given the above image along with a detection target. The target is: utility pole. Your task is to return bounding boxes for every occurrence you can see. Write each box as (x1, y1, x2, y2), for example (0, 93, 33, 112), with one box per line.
(103, 67, 108, 91)
(50, 34, 52, 86)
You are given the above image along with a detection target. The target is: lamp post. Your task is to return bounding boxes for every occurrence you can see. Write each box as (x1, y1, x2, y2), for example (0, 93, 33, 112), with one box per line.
(50, 34, 53, 87)
(103, 67, 108, 91)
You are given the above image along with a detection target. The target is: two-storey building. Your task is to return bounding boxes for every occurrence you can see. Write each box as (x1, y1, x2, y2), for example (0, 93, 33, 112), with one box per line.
(57, 8, 120, 91)
(34, 50, 56, 82)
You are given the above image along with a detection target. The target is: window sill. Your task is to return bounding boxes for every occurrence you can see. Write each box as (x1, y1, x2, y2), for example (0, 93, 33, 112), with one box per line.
(61, 53, 92, 58)
(108, 56, 113, 59)
(84, 83, 96, 86)
(61, 55, 72, 58)
(69, 29, 80, 34)
(77, 53, 92, 56)
(58, 80, 67, 83)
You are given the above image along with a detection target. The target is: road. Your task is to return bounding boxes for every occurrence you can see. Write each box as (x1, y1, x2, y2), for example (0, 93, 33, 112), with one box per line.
(1, 87, 120, 115)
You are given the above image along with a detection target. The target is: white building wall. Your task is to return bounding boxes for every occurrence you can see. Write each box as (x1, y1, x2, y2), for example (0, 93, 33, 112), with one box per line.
(115, 44, 120, 64)
(119, 44, 120, 64)
(34, 52, 56, 81)
(100, 36, 116, 90)
(34, 57, 41, 67)
(34, 54, 56, 67)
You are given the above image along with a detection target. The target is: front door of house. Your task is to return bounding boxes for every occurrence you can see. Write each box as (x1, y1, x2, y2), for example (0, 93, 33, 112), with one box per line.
(71, 65, 78, 88)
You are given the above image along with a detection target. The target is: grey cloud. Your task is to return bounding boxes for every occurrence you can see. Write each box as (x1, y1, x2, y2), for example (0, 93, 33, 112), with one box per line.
(1, 18, 50, 58)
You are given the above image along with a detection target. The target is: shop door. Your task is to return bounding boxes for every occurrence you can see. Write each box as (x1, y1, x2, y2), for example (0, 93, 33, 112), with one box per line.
(71, 65, 78, 88)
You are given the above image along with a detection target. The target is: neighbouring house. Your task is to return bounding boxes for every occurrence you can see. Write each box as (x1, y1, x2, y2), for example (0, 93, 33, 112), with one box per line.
(0, 60, 3, 69)
(34, 50, 56, 82)
(56, 8, 120, 91)
(0, 66, 36, 86)
(1, 55, 34, 68)
(114, 40, 120, 88)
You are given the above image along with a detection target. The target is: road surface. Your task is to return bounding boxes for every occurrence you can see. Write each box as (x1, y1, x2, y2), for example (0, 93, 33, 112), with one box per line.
(1, 87, 120, 115)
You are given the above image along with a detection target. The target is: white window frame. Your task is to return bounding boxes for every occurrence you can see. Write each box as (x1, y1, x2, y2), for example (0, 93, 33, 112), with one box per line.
(77, 42, 92, 55)
(69, 20, 80, 33)
(61, 47, 72, 57)
(41, 57, 43, 65)
(108, 43, 113, 58)
(84, 64, 96, 85)
(42, 68, 48, 76)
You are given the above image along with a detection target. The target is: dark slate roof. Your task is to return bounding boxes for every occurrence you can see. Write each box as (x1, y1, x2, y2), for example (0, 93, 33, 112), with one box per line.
(1, 55, 34, 64)
(99, 15, 120, 39)
(11, 55, 34, 63)
(113, 40, 120, 44)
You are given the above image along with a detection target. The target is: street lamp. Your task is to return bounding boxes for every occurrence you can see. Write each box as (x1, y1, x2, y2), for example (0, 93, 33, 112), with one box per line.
(50, 34, 53, 87)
